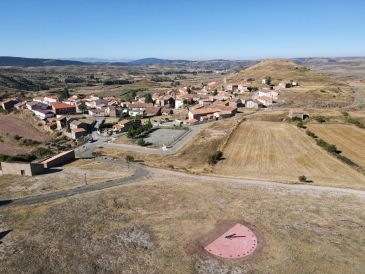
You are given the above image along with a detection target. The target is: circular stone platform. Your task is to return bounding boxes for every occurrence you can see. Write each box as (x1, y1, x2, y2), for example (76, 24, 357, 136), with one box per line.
(204, 223, 257, 259)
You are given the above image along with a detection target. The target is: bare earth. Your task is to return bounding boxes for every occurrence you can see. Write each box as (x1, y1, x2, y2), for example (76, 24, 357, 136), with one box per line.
(0, 168, 364, 273)
(0, 158, 133, 200)
(214, 121, 365, 188)
(308, 123, 365, 169)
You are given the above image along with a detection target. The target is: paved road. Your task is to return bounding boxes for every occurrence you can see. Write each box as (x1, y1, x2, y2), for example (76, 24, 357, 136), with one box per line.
(0, 165, 148, 208)
(2, 164, 365, 209)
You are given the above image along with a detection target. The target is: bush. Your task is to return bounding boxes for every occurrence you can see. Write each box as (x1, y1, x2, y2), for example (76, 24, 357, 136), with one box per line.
(92, 151, 102, 157)
(127, 121, 153, 139)
(22, 139, 41, 146)
(0, 153, 36, 162)
(31, 147, 53, 158)
(306, 130, 317, 138)
(208, 151, 223, 165)
(14, 134, 22, 140)
(125, 155, 134, 163)
(297, 121, 306, 129)
(316, 138, 338, 153)
(314, 116, 327, 123)
(348, 118, 365, 129)
(137, 138, 146, 146)
(298, 175, 307, 182)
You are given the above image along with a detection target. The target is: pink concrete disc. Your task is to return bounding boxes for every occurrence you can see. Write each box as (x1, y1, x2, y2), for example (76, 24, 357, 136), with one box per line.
(204, 223, 257, 259)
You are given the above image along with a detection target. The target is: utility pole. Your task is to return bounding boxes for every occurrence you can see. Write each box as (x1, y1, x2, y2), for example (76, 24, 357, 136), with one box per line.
(84, 173, 88, 185)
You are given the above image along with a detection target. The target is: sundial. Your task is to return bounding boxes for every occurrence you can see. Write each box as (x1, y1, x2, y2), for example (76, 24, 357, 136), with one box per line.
(204, 223, 258, 259)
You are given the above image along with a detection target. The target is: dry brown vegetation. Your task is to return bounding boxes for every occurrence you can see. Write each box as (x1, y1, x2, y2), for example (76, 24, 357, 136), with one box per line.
(0, 112, 52, 155)
(214, 121, 365, 189)
(0, 158, 132, 200)
(102, 118, 240, 173)
(0, 170, 364, 273)
(230, 60, 354, 108)
(308, 123, 365, 169)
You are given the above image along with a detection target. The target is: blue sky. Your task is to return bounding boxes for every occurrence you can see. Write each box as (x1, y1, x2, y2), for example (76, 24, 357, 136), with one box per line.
(0, 0, 364, 60)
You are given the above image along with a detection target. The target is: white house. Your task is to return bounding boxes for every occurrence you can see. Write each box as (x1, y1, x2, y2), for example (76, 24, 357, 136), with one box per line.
(246, 99, 263, 109)
(33, 109, 55, 119)
(258, 90, 279, 100)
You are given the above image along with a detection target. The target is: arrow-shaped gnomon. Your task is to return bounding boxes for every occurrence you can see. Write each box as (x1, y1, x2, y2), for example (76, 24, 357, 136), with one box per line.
(225, 233, 246, 240)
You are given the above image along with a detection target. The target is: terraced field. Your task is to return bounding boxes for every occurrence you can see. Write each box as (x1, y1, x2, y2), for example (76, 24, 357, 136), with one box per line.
(308, 124, 365, 169)
(214, 121, 365, 188)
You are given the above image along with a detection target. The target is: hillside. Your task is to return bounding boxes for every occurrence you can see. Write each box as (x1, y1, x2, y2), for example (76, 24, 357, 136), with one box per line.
(0, 56, 87, 67)
(230, 60, 354, 108)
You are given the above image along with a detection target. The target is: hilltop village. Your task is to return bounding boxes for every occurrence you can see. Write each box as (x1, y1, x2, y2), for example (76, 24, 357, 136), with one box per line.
(1, 78, 298, 141)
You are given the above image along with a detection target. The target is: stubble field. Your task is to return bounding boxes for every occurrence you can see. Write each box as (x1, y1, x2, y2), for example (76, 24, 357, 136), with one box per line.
(308, 123, 365, 169)
(214, 121, 365, 189)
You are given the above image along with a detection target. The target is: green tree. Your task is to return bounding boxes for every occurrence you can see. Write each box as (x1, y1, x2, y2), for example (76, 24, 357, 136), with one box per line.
(58, 88, 71, 99)
(145, 93, 154, 104)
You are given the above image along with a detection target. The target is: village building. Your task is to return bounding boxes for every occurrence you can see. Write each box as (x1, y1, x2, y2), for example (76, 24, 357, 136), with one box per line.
(71, 128, 87, 139)
(0, 161, 46, 176)
(1, 98, 19, 111)
(257, 96, 273, 107)
(14, 101, 27, 110)
(43, 95, 60, 105)
(26, 101, 48, 111)
(278, 80, 293, 88)
(33, 109, 55, 119)
(41, 150, 75, 169)
(52, 103, 76, 115)
(112, 119, 141, 133)
(145, 106, 162, 117)
(288, 108, 305, 120)
(245, 99, 263, 109)
(56, 116, 67, 130)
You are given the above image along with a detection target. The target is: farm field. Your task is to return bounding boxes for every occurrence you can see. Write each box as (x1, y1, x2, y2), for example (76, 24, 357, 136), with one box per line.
(1, 169, 364, 273)
(308, 124, 365, 169)
(214, 121, 365, 189)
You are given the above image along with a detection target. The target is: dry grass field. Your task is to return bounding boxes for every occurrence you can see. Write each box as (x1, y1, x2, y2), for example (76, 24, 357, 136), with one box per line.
(101, 118, 240, 173)
(230, 60, 354, 108)
(214, 121, 365, 189)
(1, 170, 364, 273)
(308, 124, 365, 170)
(0, 112, 52, 155)
(0, 158, 132, 200)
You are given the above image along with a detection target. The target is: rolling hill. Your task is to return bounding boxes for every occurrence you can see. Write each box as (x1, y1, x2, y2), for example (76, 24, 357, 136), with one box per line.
(0, 56, 88, 67)
(230, 60, 354, 108)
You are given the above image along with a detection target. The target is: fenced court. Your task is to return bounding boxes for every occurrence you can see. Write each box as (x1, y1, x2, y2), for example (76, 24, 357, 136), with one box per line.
(144, 128, 188, 146)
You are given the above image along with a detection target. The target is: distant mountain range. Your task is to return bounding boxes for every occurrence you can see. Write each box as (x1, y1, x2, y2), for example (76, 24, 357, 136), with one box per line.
(0, 56, 195, 67)
(1, 56, 365, 68)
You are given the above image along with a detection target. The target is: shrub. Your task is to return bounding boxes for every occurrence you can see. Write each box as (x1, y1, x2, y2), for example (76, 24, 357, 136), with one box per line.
(92, 151, 102, 157)
(22, 139, 41, 146)
(31, 147, 53, 158)
(208, 151, 223, 165)
(137, 138, 146, 146)
(14, 134, 22, 140)
(314, 116, 327, 123)
(125, 155, 134, 163)
(297, 121, 306, 129)
(298, 175, 307, 182)
(306, 130, 317, 138)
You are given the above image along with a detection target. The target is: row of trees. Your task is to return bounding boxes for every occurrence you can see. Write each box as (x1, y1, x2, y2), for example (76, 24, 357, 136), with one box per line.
(127, 120, 153, 139)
